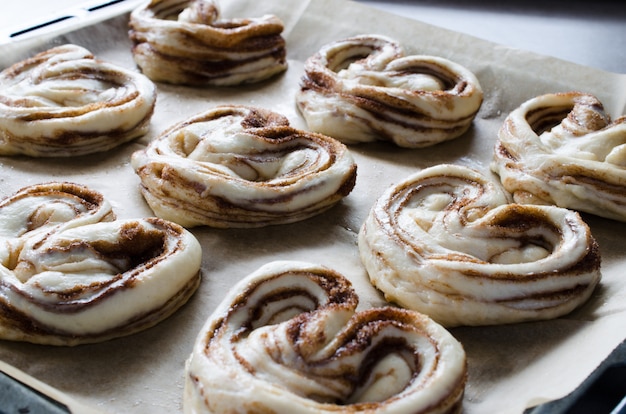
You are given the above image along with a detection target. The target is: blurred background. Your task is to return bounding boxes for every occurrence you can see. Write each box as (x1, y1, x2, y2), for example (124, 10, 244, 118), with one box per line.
(1, 0, 624, 72)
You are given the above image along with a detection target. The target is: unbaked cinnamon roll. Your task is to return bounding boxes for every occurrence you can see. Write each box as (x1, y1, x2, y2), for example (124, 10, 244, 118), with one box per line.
(0, 182, 202, 346)
(296, 34, 483, 148)
(129, 0, 287, 86)
(131, 105, 357, 228)
(358, 164, 601, 327)
(491, 91, 626, 221)
(0, 44, 156, 157)
(184, 260, 466, 414)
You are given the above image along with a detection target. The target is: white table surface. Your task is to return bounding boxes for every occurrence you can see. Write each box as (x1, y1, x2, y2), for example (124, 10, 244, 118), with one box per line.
(358, 0, 626, 74)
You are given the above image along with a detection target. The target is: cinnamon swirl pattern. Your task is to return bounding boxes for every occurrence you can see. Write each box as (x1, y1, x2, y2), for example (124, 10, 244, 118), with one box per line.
(491, 91, 626, 221)
(0, 182, 202, 345)
(0, 44, 156, 157)
(296, 34, 483, 148)
(131, 105, 357, 228)
(358, 164, 601, 327)
(184, 260, 467, 414)
(129, 0, 287, 86)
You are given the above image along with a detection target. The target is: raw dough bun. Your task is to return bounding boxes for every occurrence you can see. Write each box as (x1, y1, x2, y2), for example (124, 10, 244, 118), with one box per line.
(296, 34, 483, 148)
(491, 91, 626, 221)
(0, 44, 156, 157)
(131, 105, 357, 228)
(184, 260, 466, 414)
(129, 0, 287, 86)
(0, 182, 202, 345)
(358, 164, 601, 327)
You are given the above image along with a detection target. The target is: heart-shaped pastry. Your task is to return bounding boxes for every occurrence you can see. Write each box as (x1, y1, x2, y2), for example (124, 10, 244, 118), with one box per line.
(0, 182, 202, 345)
(0, 44, 156, 157)
(491, 91, 626, 221)
(296, 34, 483, 148)
(184, 260, 466, 414)
(358, 164, 601, 327)
(129, 0, 287, 85)
(131, 105, 357, 228)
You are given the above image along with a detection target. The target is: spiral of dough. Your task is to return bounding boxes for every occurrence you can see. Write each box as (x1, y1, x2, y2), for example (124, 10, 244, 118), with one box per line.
(491, 91, 626, 221)
(0, 182, 202, 346)
(0, 44, 156, 157)
(129, 0, 287, 86)
(184, 260, 466, 414)
(358, 164, 601, 327)
(296, 34, 483, 148)
(131, 105, 357, 228)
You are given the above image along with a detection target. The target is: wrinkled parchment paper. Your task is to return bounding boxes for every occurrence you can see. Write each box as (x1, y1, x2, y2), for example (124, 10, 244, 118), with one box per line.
(1, 0, 625, 413)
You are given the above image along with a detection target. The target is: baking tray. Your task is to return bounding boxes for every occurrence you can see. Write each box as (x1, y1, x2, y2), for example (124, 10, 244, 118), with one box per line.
(0, 0, 625, 412)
